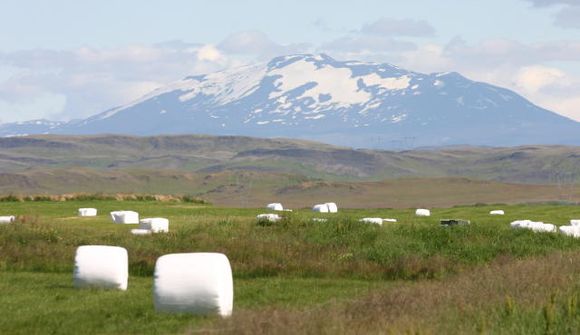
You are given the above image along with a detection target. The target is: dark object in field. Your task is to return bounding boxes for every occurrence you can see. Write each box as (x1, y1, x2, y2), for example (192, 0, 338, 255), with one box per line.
(440, 219, 470, 226)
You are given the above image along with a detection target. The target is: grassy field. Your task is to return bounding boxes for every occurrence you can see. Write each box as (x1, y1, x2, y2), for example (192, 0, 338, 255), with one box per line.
(0, 200, 579, 334)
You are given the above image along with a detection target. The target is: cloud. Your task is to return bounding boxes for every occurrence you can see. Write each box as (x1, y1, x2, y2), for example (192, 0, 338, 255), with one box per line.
(554, 6, 580, 28)
(0, 31, 312, 124)
(317, 17, 433, 61)
(0, 43, 236, 122)
(524, 0, 578, 7)
(196, 45, 223, 62)
(321, 35, 417, 53)
(218, 31, 311, 58)
(0, 93, 66, 123)
(359, 17, 436, 37)
(524, 0, 580, 29)
(381, 37, 580, 121)
(515, 65, 566, 93)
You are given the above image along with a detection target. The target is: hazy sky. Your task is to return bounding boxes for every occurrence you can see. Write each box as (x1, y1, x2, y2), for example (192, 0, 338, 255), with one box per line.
(1, 0, 579, 122)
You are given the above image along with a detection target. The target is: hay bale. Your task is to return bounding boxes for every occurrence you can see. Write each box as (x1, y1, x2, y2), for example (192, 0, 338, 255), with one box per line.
(0, 216, 15, 224)
(510, 220, 531, 229)
(153, 253, 233, 317)
(359, 218, 383, 225)
(571, 219, 580, 227)
(73, 245, 128, 290)
(110, 211, 139, 224)
(440, 219, 470, 226)
(383, 218, 398, 223)
(415, 209, 431, 217)
(266, 203, 284, 211)
(312, 204, 329, 213)
(256, 213, 281, 223)
(489, 210, 504, 215)
(559, 225, 580, 238)
(139, 218, 169, 233)
(78, 208, 97, 217)
(131, 229, 153, 235)
(510, 220, 556, 233)
(325, 202, 338, 213)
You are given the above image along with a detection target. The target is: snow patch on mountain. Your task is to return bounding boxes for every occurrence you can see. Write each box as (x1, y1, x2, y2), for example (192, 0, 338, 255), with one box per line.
(179, 63, 267, 104)
(362, 74, 411, 90)
(268, 59, 370, 106)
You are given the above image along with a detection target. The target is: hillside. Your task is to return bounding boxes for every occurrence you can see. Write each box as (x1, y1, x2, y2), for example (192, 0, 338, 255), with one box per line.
(0, 135, 578, 182)
(0, 135, 578, 207)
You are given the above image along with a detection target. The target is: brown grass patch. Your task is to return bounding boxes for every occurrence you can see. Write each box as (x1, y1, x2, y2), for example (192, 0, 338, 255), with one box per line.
(206, 251, 580, 334)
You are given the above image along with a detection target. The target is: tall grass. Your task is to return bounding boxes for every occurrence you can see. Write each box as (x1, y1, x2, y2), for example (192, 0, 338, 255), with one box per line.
(0, 201, 579, 334)
(1, 204, 579, 280)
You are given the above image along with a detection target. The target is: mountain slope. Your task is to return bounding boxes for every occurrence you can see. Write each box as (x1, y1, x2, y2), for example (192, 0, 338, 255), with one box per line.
(60, 53, 580, 148)
(2, 54, 579, 148)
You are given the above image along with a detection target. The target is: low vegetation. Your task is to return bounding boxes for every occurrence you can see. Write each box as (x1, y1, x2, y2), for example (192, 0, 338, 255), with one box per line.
(0, 200, 579, 334)
(0, 193, 208, 204)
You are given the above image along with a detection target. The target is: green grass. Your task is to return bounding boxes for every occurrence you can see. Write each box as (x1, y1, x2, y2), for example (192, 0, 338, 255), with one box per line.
(0, 272, 387, 335)
(0, 200, 579, 334)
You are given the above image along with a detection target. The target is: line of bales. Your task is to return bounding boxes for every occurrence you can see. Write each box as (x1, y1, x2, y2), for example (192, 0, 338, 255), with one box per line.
(1, 203, 579, 318)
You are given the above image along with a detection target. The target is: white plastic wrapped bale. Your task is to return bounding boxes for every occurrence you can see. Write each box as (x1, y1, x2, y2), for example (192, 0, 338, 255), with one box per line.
(256, 213, 281, 223)
(510, 220, 557, 233)
(325, 202, 338, 213)
(383, 218, 398, 223)
(559, 225, 580, 238)
(359, 218, 383, 225)
(153, 253, 234, 317)
(73, 245, 128, 290)
(131, 229, 152, 235)
(490, 210, 505, 215)
(110, 210, 139, 224)
(139, 218, 169, 233)
(78, 208, 97, 217)
(312, 204, 329, 213)
(0, 216, 16, 224)
(266, 203, 284, 211)
(571, 220, 580, 227)
(510, 220, 531, 229)
(415, 209, 431, 217)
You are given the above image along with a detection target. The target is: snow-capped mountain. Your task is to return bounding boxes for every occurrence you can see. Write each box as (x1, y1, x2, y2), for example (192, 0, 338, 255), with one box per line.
(2, 54, 579, 148)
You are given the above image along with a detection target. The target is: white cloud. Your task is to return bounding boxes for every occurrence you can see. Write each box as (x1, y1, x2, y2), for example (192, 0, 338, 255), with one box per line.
(384, 37, 580, 121)
(0, 43, 236, 123)
(515, 65, 566, 93)
(197, 45, 223, 62)
(0, 93, 66, 123)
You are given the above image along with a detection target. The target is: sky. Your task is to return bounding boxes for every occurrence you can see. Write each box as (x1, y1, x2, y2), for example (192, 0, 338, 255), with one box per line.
(0, 0, 579, 123)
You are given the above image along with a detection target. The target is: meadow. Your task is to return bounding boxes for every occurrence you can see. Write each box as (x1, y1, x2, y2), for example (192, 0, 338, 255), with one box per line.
(0, 199, 579, 334)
